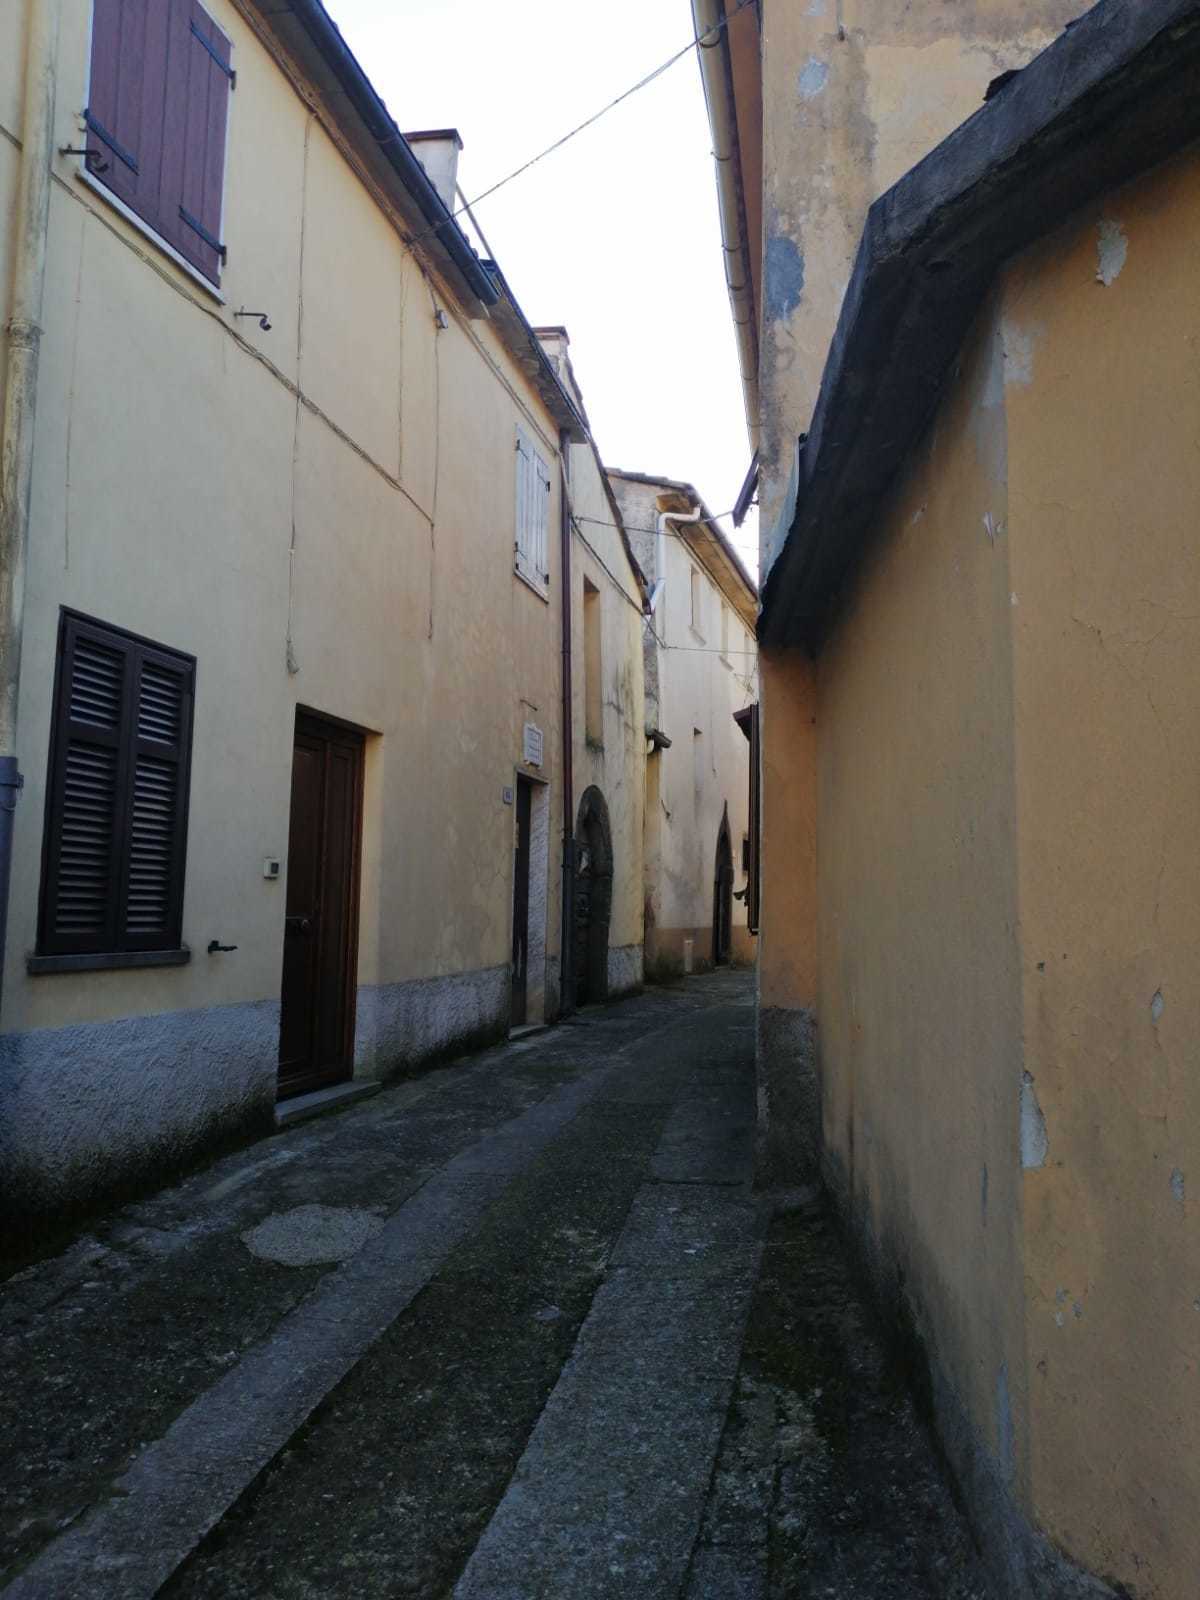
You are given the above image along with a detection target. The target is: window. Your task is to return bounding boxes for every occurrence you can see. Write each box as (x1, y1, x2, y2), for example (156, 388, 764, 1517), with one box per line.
(34, 611, 195, 966)
(583, 576, 602, 745)
(85, 0, 234, 287)
(690, 566, 703, 637)
(515, 426, 552, 594)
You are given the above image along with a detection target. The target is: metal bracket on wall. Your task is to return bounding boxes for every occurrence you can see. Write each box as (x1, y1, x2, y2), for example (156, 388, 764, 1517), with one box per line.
(60, 146, 108, 174)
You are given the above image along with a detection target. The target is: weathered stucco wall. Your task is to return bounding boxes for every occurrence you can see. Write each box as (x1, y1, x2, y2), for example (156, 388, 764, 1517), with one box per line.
(565, 436, 646, 989)
(0, 0, 567, 1221)
(815, 300, 1026, 1573)
(1001, 150, 1200, 1597)
(756, 0, 1078, 573)
(806, 142, 1200, 1600)
(610, 474, 757, 981)
(755, 648, 817, 1182)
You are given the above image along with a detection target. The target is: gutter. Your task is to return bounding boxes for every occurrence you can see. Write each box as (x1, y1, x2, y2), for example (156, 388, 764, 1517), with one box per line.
(0, 0, 60, 1015)
(558, 434, 575, 1016)
(277, 0, 500, 311)
(692, 0, 760, 448)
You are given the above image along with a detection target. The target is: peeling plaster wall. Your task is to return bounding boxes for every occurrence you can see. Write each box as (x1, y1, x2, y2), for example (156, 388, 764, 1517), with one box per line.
(1003, 151, 1200, 1596)
(756, 0, 1078, 575)
(801, 143, 1200, 1599)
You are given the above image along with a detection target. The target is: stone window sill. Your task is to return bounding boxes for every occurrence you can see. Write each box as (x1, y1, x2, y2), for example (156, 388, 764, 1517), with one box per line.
(27, 947, 192, 976)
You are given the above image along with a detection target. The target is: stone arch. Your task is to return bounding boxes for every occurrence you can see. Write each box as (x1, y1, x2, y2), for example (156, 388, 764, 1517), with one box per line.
(713, 803, 734, 967)
(574, 785, 614, 1006)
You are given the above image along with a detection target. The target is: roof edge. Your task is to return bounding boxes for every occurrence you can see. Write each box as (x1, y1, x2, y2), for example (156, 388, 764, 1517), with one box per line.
(761, 0, 1200, 650)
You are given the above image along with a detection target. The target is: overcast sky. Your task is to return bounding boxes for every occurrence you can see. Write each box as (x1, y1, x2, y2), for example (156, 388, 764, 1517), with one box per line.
(323, 0, 758, 574)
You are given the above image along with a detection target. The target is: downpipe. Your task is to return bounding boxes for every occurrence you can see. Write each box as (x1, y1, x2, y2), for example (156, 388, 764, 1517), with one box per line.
(558, 432, 575, 1017)
(0, 0, 61, 1014)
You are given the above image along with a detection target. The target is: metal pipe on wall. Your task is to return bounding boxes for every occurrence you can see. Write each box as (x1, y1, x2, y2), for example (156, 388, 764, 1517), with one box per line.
(692, 0, 760, 448)
(557, 431, 575, 1016)
(0, 0, 62, 1014)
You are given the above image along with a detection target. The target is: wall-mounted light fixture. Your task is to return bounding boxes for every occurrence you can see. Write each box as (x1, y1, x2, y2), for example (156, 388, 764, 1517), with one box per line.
(234, 307, 272, 332)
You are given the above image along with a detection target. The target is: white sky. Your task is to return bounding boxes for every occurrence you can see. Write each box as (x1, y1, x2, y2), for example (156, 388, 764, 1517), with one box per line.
(323, 0, 759, 575)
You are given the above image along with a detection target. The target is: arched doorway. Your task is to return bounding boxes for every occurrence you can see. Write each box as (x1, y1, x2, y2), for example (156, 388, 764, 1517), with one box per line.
(574, 786, 613, 1006)
(713, 805, 734, 967)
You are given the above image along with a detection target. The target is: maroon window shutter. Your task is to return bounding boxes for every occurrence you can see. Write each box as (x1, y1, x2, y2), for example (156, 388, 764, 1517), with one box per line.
(117, 646, 195, 950)
(86, 0, 172, 232)
(38, 616, 134, 956)
(162, 1, 232, 284)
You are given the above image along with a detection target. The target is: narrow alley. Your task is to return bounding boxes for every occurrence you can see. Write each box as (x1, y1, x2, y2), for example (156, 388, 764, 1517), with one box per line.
(1, 973, 982, 1599)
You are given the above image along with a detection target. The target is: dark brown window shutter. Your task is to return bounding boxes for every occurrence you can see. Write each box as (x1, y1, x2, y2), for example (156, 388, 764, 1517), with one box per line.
(119, 648, 194, 948)
(38, 614, 195, 958)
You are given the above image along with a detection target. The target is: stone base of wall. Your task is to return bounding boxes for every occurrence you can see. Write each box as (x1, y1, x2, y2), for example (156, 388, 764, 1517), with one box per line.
(606, 943, 643, 999)
(755, 1003, 821, 1187)
(644, 926, 714, 983)
(0, 1000, 280, 1254)
(355, 965, 510, 1080)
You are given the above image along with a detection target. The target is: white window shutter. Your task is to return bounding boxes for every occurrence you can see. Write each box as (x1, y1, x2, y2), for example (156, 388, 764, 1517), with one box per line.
(515, 426, 550, 591)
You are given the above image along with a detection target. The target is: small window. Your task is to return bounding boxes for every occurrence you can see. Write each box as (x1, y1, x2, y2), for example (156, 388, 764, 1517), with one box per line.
(583, 576, 603, 745)
(36, 611, 195, 961)
(515, 426, 552, 594)
(690, 567, 703, 637)
(85, 0, 233, 286)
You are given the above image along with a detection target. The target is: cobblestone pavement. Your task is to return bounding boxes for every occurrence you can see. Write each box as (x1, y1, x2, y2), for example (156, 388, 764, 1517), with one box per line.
(1, 970, 988, 1598)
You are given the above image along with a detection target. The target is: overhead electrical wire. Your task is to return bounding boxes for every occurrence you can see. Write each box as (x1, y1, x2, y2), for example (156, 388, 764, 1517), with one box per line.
(405, 0, 760, 247)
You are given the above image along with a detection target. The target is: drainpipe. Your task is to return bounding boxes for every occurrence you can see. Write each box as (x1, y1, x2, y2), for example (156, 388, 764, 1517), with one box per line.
(0, 0, 61, 1015)
(558, 431, 575, 1016)
(650, 504, 704, 614)
(691, 0, 759, 447)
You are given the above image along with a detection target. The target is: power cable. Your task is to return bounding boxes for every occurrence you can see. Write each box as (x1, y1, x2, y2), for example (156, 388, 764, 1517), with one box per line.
(405, 0, 760, 247)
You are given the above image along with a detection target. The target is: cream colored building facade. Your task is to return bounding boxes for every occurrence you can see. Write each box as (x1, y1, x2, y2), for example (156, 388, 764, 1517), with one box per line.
(0, 0, 599, 1233)
(537, 329, 647, 1008)
(695, 0, 1200, 1594)
(609, 472, 757, 981)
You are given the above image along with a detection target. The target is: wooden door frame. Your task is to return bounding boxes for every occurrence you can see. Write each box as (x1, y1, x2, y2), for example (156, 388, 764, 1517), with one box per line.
(279, 707, 366, 1099)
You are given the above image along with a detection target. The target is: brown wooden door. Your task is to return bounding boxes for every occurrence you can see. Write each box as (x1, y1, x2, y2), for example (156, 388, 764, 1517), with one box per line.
(278, 712, 364, 1098)
(511, 776, 532, 1026)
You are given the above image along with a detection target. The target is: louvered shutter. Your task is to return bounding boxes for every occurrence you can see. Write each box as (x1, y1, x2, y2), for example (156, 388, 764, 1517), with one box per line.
(39, 617, 133, 955)
(534, 451, 552, 585)
(119, 647, 194, 948)
(38, 615, 195, 957)
(515, 430, 534, 584)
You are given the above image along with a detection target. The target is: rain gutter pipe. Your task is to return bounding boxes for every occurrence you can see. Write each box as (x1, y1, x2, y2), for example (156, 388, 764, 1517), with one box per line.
(558, 433, 575, 1016)
(0, 0, 61, 1016)
(691, 0, 760, 447)
(650, 504, 705, 613)
(283, 0, 500, 310)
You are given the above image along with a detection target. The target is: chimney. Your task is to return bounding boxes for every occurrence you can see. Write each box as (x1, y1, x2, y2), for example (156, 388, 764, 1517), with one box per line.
(404, 129, 464, 213)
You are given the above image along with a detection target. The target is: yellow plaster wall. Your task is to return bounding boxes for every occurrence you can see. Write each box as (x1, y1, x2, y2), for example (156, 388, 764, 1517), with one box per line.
(815, 301, 1027, 1507)
(757, 648, 816, 1012)
(757, 0, 1075, 570)
(1, 0, 565, 1039)
(1003, 150, 1200, 1595)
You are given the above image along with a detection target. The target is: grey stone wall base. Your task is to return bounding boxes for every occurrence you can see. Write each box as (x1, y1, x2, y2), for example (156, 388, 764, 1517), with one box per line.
(354, 966, 510, 1080)
(0, 1001, 279, 1247)
(823, 1152, 1126, 1600)
(755, 1004, 820, 1187)
(606, 943, 644, 1000)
